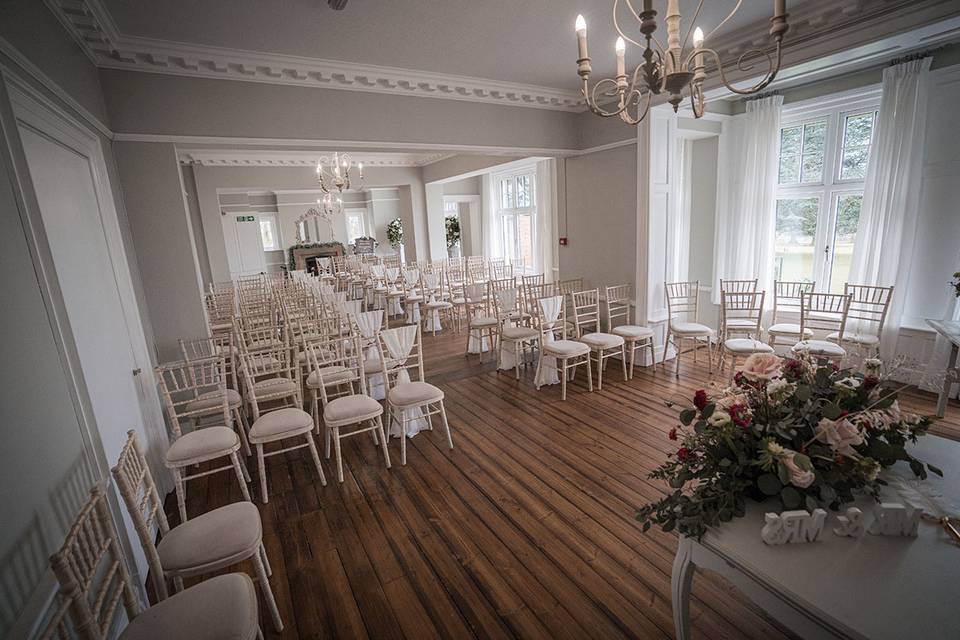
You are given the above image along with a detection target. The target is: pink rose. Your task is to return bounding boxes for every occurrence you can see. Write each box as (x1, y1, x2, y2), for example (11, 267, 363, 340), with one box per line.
(740, 353, 782, 381)
(782, 451, 815, 488)
(815, 418, 863, 456)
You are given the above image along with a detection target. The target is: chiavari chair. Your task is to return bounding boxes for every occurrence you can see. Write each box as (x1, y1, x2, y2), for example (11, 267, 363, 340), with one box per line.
(717, 291, 773, 371)
(534, 294, 592, 401)
(604, 284, 656, 379)
(766, 280, 816, 348)
(827, 284, 893, 357)
(571, 288, 627, 389)
(664, 280, 714, 378)
(792, 292, 852, 363)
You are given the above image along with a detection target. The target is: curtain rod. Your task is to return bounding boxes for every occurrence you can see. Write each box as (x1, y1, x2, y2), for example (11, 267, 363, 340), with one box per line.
(741, 90, 781, 104)
(889, 47, 942, 67)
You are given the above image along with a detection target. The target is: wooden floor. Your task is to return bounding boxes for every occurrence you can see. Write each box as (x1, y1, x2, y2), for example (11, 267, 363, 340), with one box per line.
(167, 330, 960, 639)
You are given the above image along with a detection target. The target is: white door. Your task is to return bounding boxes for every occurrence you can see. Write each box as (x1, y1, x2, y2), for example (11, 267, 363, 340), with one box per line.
(222, 214, 266, 277)
(14, 90, 161, 588)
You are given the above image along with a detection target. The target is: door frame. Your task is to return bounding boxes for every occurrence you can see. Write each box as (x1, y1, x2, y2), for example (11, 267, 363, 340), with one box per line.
(0, 70, 161, 627)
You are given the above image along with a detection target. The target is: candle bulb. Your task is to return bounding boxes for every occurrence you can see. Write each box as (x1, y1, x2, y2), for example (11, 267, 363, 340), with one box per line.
(692, 27, 705, 78)
(615, 36, 626, 77)
(575, 14, 588, 60)
(775, 0, 785, 18)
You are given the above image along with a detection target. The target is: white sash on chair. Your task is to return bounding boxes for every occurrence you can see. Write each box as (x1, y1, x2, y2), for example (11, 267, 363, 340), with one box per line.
(356, 310, 386, 399)
(382, 326, 429, 438)
(534, 296, 562, 386)
(336, 299, 362, 318)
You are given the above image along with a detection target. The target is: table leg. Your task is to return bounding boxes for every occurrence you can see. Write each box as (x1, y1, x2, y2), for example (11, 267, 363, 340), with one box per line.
(672, 535, 696, 640)
(938, 344, 959, 418)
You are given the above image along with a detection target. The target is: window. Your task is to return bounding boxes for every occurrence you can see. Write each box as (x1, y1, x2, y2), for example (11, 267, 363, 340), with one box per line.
(775, 97, 877, 292)
(495, 170, 536, 272)
(345, 209, 366, 244)
(258, 213, 280, 251)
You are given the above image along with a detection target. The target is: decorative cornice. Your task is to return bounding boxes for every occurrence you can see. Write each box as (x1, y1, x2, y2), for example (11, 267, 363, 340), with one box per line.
(177, 149, 452, 167)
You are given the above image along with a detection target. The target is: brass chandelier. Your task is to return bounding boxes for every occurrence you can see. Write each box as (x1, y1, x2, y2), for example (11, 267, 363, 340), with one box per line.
(575, 0, 790, 124)
(315, 151, 364, 194)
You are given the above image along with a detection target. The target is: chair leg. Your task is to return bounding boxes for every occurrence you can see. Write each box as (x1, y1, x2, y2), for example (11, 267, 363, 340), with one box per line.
(230, 452, 252, 502)
(305, 433, 327, 487)
(676, 337, 682, 379)
(400, 413, 408, 466)
(649, 340, 657, 372)
(333, 427, 344, 483)
(173, 468, 187, 523)
(376, 416, 392, 469)
(439, 401, 454, 450)
(252, 546, 283, 632)
(324, 418, 332, 459)
(621, 344, 628, 381)
(235, 408, 251, 456)
(585, 355, 594, 392)
(515, 342, 522, 380)
(560, 360, 568, 400)
(259, 543, 272, 577)
(707, 336, 714, 373)
(172, 575, 184, 593)
(596, 350, 603, 390)
(255, 445, 268, 503)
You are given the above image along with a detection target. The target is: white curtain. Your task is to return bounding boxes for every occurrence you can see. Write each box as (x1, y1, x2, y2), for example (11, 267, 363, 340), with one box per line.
(535, 159, 557, 282)
(848, 57, 932, 362)
(481, 173, 500, 259)
(712, 94, 783, 304)
(667, 139, 690, 284)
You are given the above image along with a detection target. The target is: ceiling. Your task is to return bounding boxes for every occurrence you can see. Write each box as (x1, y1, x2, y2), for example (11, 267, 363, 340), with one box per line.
(101, 0, 808, 90)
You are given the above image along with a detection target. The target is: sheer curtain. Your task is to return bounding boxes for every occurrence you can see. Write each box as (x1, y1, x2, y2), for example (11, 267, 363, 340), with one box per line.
(535, 159, 557, 282)
(481, 173, 500, 259)
(848, 57, 932, 362)
(712, 95, 782, 304)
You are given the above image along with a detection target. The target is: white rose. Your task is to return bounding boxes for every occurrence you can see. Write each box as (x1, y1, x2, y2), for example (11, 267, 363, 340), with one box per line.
(707, 410, 731, 427)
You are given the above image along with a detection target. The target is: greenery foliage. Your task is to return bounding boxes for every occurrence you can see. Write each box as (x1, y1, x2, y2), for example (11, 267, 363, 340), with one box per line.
(445, 215, 461, 248)
(387, 217, 404, 247)
(952, 271, 960, 298)
(636, 354, 939, 539)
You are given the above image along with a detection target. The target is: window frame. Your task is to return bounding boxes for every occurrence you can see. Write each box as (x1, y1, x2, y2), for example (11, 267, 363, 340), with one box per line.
(343, 208, 367, 245)
(493, 167, 538, 274)
(257, 212, 281, 251)
(775, 91, 879, 291)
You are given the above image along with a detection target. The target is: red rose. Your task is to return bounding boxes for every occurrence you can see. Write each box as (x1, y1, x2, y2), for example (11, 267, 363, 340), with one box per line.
(835, 454, 846, 465)
(863, 375, 880, 390)
(677, 447, 691, 461)
(668, 427, 678, 441)
(694, 389, 709, 410)
(733, 371, 747, 387)
(729, 403, 751, 428)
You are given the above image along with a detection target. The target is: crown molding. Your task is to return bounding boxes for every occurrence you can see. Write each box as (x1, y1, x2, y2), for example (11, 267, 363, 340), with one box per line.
(178, 149, 453, 167)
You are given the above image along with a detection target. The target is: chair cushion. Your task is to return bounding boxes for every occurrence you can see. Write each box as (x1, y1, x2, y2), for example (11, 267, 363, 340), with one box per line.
(185, 389, 242, 414)
(120, 573, 258, 640)
(306, 366, 354, 388)
(826, 331, 879, 346)
(544, 339, 590, 357)
(671, 321, 713, 336)
(767, 323, 814, 338)
(245, 354, 281, 370)
(252, 377, 298, 397)
(579, 332, 624, 349)
(723, 338, 775, 355)
(792, 340, 846, 357)
(470, 316, 499, 328)
(165, 427, 239, 465)
(724, 318, 758, 329)
(389, 381, 444, 407)
(612, 325, 654, 340)
(324, 394, 383, 426)
(250, 408, 313, 441)
(425, 300, 453, 310)
(451, 297, 466, 305)
(157, 502, 261, 572)
(501, 326, 539, 340)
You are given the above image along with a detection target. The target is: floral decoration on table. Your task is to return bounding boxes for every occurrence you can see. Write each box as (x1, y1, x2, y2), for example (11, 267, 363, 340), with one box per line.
(637, 353, 941, 539)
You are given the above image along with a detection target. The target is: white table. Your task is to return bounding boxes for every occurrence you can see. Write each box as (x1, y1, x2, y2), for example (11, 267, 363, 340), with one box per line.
(672, 435, 960, 640)
(926, 319, 960, 417)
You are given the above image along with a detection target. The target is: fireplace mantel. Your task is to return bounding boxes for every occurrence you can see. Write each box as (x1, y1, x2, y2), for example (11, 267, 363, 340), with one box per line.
(291, 244, 344, 271)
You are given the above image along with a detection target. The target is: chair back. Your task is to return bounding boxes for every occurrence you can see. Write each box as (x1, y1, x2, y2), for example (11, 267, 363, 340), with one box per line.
(844, 284, 894, 334)
(464, 283, 492, 323)
(45, 488, 139, 640)
(720, 291, 766, 335)
(799, 292, 851, 340)
(378, 324, 425, 386)
(665, 281, 701, 323)
(571, 288, 602, 336)
(306, 333, 365, 404)
(111, 431, 172, 601)
(180, 334, 237, 389)
(156, 357, 230, 439)
(772, 280, 815, 322)
(536, 295, 567, 341)
(491, 286, 521, 321)
(604, 284, 633, 329)
(720, 279, 758, 294)
(523, 281, 555, 318)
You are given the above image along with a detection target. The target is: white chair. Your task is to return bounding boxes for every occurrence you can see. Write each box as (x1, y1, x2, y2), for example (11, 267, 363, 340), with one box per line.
(156, 358, 251, 523)
(663, 281, 714, 378)
(605, 284, 656, 379)
(494, 287, 540, 378)
(717, 291, 774, 371)
(792, 292, 853, 363)
(422, 269, 454, 335)
(380, 324, 454, 465)
(464, 282, 498, 362)
(534, 294, 592, 401)
(571, 288, 627, 389)
(767, 280, 816, 348)
(111, 431, 283, 632)
(241, 344, 326, 503)
(43, 487, 262, 640)
(310, 333, 390, 483)
(827, 284, 893, 358)
(717, 279, 760, 346)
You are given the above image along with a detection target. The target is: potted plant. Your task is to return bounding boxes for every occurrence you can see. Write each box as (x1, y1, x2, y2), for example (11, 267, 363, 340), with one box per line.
(445, 215, 461, 258)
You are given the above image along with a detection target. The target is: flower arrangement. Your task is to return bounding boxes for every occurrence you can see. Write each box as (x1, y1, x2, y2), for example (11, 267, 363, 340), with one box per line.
(637, 353, 941, 539)
(387, 217, 404, 247)
(445, 215, 461, 249)
(952, 271, 960, 298)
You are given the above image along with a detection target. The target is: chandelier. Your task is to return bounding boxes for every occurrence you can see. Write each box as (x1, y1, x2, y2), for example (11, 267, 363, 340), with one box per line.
(295, 193, 342, 242)
(315, 151, 364, 194)
(575, 0, 789, 124)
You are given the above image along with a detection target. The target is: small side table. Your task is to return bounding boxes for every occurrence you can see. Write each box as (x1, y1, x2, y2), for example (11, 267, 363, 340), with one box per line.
(925, 319, 960, 417)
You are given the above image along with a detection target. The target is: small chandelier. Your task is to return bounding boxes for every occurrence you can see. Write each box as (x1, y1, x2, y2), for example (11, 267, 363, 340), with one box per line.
(315, 151, 364, 194)
(575, 0, 789, 124)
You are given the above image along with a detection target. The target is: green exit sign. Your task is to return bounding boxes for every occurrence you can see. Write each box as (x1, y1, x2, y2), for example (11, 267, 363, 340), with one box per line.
(236, 215, 257, 222)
